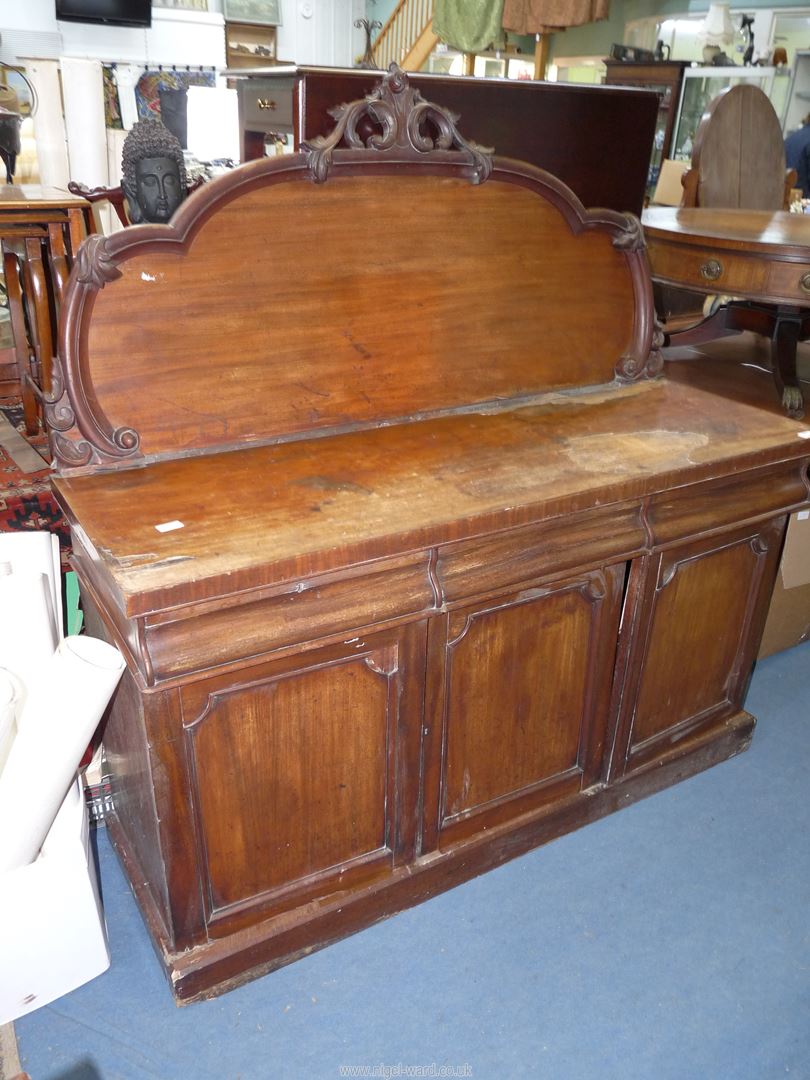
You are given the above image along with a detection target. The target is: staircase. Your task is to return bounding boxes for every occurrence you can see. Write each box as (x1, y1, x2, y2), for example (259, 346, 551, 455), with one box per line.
(372, 0, 438, 72)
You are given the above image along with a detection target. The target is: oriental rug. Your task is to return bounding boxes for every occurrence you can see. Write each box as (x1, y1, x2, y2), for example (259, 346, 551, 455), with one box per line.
(0, 401, 71, 568)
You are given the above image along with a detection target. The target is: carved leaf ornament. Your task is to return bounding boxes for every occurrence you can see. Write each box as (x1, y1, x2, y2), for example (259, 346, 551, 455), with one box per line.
(302, 62, 493, 183)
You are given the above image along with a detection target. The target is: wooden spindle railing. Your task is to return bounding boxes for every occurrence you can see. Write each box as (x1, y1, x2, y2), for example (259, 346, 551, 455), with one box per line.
(372, 0, 437, 72)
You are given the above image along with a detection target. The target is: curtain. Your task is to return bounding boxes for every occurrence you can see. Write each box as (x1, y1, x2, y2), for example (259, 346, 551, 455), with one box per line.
(502, 0, 610, 33)
(434, 0, 506, 54)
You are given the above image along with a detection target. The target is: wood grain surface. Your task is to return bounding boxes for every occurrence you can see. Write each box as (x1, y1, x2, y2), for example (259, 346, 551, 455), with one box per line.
(77, 176, 634, 462)
(54, 357, 810, 617)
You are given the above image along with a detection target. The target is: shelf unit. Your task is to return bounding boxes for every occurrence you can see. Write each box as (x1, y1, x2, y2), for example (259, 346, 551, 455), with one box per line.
(225, 21, 279, 69)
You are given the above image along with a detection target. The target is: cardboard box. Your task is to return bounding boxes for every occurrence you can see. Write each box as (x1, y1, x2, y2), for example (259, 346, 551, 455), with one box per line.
(0, 777, 110, 1025)
(758, 511, 810, 659)
(651, 159, 690, 206)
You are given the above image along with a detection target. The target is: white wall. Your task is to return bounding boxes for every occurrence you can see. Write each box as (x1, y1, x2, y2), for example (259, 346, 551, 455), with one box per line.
(276, 0, 366, 66)
(0, 3, 225, 66)
(0, 0, 366, 68)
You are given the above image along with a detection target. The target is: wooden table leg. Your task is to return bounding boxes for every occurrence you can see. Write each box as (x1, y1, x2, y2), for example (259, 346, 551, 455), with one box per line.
(47, 223, 70, 308)
(23, 236, 54, 396)
(667, 299, 807, 418)
(3, 249, 39, 434)
(770, 308, 805, 419)
(66, 205, 91, 253)
(663, 304, 739, 349)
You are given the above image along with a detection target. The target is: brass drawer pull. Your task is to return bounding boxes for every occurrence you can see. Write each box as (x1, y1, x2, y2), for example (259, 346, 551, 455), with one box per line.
(699, 259, 723, 282)
(257, 98, 277, 111)
(800, 272, 810, 294)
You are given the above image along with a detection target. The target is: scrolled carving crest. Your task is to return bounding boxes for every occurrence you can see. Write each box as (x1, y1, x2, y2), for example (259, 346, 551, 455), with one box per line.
(302, 63, 493, 184)
(34, 358, 141, 472)
(647, 316, 665, 376)
(611, 214, 645, 253)
(75, 233, 123, 289)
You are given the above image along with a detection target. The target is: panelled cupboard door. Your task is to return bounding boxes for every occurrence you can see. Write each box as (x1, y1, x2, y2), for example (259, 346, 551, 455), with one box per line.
(179, 624, 426, 937)
(617, 518, 785, 772)
(423, 566, 625, 850)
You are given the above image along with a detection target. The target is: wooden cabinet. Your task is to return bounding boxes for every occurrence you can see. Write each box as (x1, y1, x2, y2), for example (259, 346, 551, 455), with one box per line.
(184, 625, 425, 936)
(604, 60, 690, 198)
(610, 518, 786, 779)
(50, 67, 810, 1001)
(424, 566, 624, 850)
(231, 65, 658, 214)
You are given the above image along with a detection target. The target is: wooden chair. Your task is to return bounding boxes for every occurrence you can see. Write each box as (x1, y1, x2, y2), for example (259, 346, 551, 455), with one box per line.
(68, 176, 205, 230)
(680, 83, 795, 210)
(67, 180, 129, 229)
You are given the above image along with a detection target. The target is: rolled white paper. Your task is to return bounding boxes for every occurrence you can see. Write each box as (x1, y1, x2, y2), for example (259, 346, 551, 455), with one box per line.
(113, 64, 143, 132)
(0, 572, 58, 706)
(60, 58, 109, 190)
(0, 532, 63, 641)
(0, 636, 125, 874)
(0, 668, 24, 781)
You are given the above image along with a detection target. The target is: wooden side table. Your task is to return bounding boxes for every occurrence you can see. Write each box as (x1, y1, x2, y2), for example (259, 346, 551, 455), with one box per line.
(0, 185, 92, 431)
(642, 206, 810, 417)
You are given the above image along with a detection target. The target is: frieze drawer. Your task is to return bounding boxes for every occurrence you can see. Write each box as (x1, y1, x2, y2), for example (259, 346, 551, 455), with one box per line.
(239, 78, 294, 133)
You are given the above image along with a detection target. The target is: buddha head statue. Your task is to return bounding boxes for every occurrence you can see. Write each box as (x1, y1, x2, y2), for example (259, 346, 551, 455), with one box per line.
(121, 119, 187, 224)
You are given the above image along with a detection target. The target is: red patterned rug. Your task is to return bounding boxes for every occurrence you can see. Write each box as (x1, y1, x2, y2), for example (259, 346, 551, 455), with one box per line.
(0, 401, 72, 567)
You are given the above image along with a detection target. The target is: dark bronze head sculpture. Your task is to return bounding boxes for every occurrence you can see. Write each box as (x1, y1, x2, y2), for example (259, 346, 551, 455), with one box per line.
(0, 109, 22, 184)
(121, 119, 187, 224)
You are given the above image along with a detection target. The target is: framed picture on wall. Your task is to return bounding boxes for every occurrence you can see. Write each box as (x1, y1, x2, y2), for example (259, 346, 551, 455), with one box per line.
(223, 0, 282, 26)
(153, 0, 209, 10)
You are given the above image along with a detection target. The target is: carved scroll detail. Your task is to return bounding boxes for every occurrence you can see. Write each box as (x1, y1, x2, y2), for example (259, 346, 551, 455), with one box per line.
(302, 63, 493, 185)
(616, 318, 663, 379)
(611, 214, 645, 253)
(615, 352, 644, 380)
(37, 358, 141, 471)
(647, 317, 666, 377)
(75, 233, 123, 289)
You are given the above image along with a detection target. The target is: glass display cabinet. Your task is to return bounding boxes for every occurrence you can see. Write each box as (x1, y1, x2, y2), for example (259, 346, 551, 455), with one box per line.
(783, 50, 810, 135)
(671, 65, 790, 159)
(606, 61, 791, 196)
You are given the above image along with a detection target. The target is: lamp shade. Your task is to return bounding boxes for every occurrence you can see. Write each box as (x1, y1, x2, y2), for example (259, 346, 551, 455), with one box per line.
(700, 3, 734, 46)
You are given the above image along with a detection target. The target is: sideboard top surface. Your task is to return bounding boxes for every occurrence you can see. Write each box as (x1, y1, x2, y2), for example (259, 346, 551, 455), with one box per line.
(53, 354, 810, 616)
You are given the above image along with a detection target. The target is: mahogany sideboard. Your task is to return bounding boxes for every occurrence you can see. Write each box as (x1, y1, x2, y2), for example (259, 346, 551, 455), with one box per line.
(229, 64, 658, 215)
(49, 68, 810, 1003)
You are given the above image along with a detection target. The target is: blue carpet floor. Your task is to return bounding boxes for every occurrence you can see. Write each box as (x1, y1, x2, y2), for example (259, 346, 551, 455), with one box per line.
(16, 642, 810, 1080)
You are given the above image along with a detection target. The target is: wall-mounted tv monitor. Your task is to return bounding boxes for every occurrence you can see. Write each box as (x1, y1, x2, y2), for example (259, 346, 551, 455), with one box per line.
(55, 0, 152, 28)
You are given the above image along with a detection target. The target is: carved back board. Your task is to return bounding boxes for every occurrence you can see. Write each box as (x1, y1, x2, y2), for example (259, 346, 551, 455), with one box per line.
(50, 66, 659, 475)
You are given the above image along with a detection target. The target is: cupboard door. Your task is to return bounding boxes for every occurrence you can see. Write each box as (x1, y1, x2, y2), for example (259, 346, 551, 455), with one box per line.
(617, 518, 785, 773)
(180, 624, 425, 933)
(423, 566, 625, 850)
